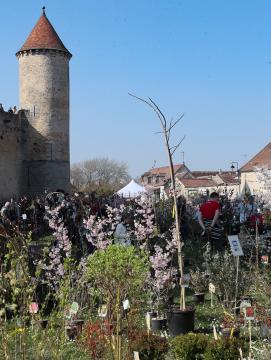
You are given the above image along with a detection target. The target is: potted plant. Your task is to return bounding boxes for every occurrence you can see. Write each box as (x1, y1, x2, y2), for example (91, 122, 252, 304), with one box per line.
(129, 94, 195, 336)
(85, 244, 149, 358)
(190, 268, 209, 303)
(149, 245, 176, 331)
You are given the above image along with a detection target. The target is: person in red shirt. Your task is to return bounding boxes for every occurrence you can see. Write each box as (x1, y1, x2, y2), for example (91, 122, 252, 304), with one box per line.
(198, 192, 222, 245)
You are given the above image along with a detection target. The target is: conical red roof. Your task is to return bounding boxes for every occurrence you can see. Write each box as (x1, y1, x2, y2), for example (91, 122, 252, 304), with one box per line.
(17, 11, 71, 57)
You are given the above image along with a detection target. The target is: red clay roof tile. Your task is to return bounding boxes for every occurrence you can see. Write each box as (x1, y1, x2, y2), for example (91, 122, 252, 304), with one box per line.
(17, 13, 71, 57)
(240, 142, 271, 172)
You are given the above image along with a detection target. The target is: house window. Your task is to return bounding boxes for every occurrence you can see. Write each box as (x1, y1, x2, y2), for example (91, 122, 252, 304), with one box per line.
(156, 176, 159, 184)
(148, 177, 152, 184)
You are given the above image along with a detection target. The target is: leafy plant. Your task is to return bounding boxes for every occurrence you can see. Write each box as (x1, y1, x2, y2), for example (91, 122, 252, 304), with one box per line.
(205, 250, 251, 309)
(190, 268, 209, 294)
(170, 333, 208, 360)
(129, 332, 168, 360)
(204, 338, 247, 360)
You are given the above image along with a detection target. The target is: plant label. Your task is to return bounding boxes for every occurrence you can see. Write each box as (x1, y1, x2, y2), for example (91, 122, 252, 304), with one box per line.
(245, 307, 255, 321)
(261, 255, 269, 265)
(145, 313, 151, 331)
(98, 304, 107, 318)
(228, 235, 244, 256)
(70, 302, 79, 315)
(22, 214, 27, 220)
(123, 299, 130, 310)
(209, 283, 216, 293)
(240, 300, 251, 310)
(133, 351, 140, 360)
(29, 302, 39, 314)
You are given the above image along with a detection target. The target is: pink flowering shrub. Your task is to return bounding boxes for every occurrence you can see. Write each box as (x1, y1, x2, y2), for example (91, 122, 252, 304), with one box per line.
(43, 202, 72, 289)
(84, 204, 125, 249)
(134, 196, 155, 249)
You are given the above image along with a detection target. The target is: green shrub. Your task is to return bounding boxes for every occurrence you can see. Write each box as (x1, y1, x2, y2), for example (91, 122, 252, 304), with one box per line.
(130, 332, 169, 360)
(204, 338, 247, 360)
(171, 333, 208, 360)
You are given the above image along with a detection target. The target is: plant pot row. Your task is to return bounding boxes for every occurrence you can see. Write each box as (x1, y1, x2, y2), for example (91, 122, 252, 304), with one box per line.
(150, 308, 195, 337)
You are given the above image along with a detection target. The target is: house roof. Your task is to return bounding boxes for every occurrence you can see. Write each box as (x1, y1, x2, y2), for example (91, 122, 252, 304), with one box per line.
(191, 171, 219, 178)
(240, 142, 271, 172)
(143, 164, 185, 177)
(178, 178, 217, 188)
(17, 9, 71, 57)
(217, 172, 239, 185)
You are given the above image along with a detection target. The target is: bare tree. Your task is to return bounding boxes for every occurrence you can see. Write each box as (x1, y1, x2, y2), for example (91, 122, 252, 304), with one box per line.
(129, 93, 186, 310)
(71, 157, 131, 193)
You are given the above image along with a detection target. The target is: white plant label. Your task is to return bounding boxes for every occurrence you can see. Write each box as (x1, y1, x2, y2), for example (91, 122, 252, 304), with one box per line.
(133, 351, 140, 360)
(70, 302, 79, 315)
(123, 299, 130, 310)
(98, 304, 107, 318)
(22, 214, 27, 220)
(228, 235, 244, 257)
(209, 283, 216, 293)
(145, 313, 151, 331)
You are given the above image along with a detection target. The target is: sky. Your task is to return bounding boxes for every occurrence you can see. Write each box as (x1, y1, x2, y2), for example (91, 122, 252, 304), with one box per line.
(0, 0, 271, 177)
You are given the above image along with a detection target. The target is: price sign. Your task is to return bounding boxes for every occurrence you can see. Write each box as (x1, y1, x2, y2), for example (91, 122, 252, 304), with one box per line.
(245, 307, 255, 321)
(228, 235, 244, 257)
(22, 214, 27, 220)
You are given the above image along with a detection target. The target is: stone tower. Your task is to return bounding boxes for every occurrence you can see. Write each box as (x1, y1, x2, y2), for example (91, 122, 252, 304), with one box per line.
(16, 8, 72, 195)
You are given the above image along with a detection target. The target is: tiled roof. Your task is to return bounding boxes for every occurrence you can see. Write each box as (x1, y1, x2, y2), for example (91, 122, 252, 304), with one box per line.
(17, 11, 71, 57)
(217, 173, 239, 185)
(143, 164, 185, 176)
(240, 142, 271, 172)
(191, 171, 219, 178)
(178, 178, 217, 188)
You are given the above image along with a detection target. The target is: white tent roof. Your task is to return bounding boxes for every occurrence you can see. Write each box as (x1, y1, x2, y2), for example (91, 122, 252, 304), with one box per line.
(117, 180, 146, 198)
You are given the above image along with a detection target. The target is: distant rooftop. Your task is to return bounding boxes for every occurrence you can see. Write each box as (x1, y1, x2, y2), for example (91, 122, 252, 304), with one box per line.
(240, 142, 271, 172)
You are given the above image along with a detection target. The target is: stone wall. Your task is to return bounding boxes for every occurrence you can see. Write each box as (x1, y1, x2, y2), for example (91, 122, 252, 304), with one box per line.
(0, 111, 22, 200)
(17, 49, 70, 193)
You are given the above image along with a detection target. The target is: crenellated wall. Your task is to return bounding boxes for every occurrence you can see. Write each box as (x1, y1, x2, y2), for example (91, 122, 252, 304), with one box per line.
(0, 110, 23, 200)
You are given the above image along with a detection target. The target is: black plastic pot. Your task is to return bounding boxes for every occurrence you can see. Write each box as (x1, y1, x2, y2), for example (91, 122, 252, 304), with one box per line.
(167, 308, 195, 336)
(65, 326, 77, 341)
(71, 319, 85, 334)
(151, 318, 166, 331)
(193, 293, 205, 304)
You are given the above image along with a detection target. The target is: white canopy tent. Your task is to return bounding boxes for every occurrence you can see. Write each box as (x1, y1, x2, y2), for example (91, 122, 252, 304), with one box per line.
(117, 180, 146, 198)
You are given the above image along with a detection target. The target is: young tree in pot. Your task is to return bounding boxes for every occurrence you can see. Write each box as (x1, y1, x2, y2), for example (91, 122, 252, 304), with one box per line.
(149, 244, 176, 331)
(129, 94, 195, 336)
(85, 244, 149, 360)
(190, 268, 209, 303)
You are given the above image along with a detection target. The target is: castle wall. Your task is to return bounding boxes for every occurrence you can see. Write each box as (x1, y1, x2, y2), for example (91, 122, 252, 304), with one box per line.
(0, 111, 22, 200)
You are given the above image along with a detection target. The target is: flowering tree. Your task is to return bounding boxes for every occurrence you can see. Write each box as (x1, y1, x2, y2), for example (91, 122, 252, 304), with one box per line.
(256, 166, 271, 207)
(133, 196, 155, 250)
(43, 203, 72, 289)
(149, 239, 176, 313)
(84, 205, 125, 250)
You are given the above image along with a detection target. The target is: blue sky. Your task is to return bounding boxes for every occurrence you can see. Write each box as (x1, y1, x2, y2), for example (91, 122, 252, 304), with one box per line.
(0, 1, 271, 177)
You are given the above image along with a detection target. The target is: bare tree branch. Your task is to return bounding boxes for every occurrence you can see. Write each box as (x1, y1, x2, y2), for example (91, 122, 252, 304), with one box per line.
(171, 135, 186, 156)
